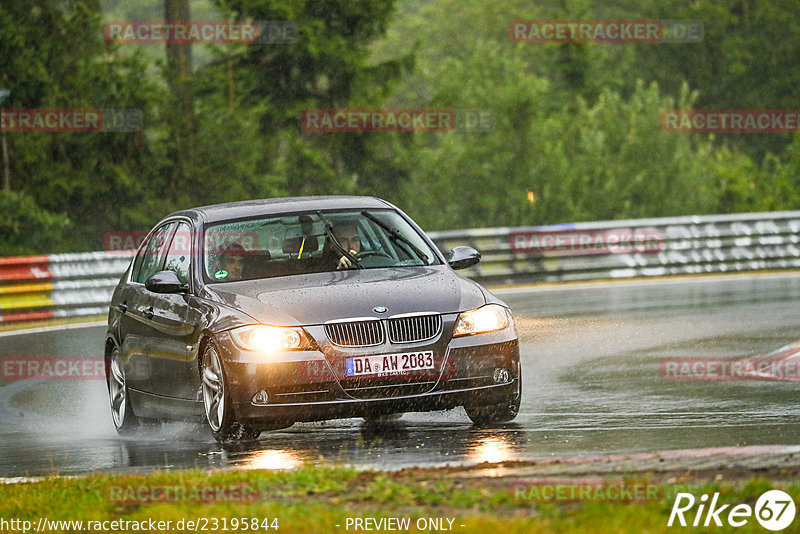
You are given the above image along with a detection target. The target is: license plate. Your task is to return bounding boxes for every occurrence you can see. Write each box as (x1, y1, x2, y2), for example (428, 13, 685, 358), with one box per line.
(345, 351, 434, 377)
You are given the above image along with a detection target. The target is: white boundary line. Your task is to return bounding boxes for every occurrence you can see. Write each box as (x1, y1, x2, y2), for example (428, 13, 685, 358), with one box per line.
(0, 476, 47, 484)
(0, 475, 80, 484)
(0, 320, 107, 339)
(492, 271, 800, 294)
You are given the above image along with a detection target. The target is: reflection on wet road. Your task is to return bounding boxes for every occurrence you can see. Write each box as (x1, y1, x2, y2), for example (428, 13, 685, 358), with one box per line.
(1, 272, 799, 477)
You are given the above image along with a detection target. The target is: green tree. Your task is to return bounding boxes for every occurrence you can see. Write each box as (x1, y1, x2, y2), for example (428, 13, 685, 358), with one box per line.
(0, 191, 64, 255)
(206, 0, 413, 199)
(374, 0, 797, 228)
(0, 1, 161, 252)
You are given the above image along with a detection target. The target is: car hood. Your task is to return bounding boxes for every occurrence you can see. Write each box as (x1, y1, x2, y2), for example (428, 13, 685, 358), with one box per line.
(203, 266, 487, 327)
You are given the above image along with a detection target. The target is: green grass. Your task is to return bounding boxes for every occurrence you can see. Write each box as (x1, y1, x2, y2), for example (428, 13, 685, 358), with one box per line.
(2, 466, 799, 532)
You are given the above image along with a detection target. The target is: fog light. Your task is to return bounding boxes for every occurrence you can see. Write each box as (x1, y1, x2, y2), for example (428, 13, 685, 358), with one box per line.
(252, 390, 269, 405)
(493, 368, 510, 384)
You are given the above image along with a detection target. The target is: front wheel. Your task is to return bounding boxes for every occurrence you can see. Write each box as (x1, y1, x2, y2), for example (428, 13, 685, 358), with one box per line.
(201, 343, 261, 443)
(107, 347, 140, 436)
(465, 373, 521, 425)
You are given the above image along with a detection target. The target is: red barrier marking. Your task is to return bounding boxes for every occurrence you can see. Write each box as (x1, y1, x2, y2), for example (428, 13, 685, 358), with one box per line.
(0, 256, 50, 266)
(0, 311, 55, 323)
(0, 266, 53, 282)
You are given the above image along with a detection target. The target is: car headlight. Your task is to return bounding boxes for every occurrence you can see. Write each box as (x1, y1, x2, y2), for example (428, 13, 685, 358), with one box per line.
(231, 325, 314, 352)
(453, 304, 511, 337)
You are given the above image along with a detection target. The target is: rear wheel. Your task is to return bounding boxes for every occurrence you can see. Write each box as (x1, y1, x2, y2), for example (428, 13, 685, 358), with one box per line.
(107, 347, 140, 436)
(465, 373, 521, 425)
(201, 343, 261, 442)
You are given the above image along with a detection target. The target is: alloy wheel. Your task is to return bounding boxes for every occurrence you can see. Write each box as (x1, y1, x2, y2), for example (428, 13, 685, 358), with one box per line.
(108, 352, 127, 428)
(202, 347, 226, 432)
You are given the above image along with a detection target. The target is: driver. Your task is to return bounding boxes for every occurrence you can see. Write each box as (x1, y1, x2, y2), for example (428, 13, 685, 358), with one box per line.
(319, 221, 362, 270)
(334, 222, 362, 269)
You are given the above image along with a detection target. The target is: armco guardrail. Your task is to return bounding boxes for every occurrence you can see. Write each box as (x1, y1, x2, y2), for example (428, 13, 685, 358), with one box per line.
(1, 212, 799, 323)
(429, 211, 800, 285)
(0, 252, 132, 323)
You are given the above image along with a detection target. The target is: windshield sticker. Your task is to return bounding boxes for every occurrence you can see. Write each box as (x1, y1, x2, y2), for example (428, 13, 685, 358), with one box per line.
(214, 270, 229, 280)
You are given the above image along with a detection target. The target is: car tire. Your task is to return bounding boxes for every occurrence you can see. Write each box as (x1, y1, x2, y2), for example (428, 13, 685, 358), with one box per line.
(465, 372, 521, 425)
(201, 343, 261, 443)
(107, 347, 141, 436)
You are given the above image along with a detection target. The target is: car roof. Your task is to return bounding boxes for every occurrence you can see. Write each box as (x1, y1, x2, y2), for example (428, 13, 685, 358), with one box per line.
(168, 196, 393, 224)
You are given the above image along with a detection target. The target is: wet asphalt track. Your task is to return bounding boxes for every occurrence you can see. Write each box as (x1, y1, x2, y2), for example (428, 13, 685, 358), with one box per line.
(1, 272, 799, 478)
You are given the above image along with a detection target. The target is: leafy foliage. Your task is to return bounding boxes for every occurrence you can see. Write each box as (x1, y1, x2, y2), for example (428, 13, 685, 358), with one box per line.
(0, 191, 65, 255)
(1, 0, 799, 253)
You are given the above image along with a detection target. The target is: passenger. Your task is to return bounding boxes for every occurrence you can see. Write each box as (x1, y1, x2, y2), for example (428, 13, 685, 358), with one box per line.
(215, 243, 246, 280)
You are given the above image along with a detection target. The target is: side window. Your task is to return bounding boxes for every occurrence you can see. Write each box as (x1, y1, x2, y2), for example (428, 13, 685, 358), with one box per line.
(163, 222, 192, 284)
(130, 236, 150, 283)
(133, 222, 176, 284)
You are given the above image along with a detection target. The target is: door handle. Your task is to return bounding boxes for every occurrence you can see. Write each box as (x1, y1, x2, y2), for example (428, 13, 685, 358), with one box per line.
(144, 307, 154, 320)
(119, 302, 128, 314)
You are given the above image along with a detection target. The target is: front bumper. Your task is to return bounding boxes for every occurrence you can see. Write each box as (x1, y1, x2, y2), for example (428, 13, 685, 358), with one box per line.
(215, 326, 520, 426)
(234, 379, 519, 425)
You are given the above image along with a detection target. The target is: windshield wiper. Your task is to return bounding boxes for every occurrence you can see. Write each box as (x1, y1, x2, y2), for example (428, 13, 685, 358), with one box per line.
(315, 211, 364, 269)
(361, 210, 429, 263)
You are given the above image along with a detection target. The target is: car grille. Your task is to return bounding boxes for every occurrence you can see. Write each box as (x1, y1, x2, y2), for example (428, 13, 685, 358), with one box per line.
(325, 314, 443, 347)
(325, 320, 384, 347)
(387, 314, 442, 343)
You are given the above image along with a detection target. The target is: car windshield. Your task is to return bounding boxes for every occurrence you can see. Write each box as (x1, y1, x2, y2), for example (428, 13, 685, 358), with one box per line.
(203, 209, 441, 282)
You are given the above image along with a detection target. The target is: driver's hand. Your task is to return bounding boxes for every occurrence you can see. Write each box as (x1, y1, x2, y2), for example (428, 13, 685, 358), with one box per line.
(336, 250, 358, 270)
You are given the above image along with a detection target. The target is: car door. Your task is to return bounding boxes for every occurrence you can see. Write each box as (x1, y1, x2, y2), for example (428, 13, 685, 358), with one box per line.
(119, 221, 176, 393)
(144, 220, 205, 400)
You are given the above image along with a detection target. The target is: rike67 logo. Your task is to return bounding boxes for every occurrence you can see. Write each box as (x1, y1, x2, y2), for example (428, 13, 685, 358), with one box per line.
(668, 490, 796, 531)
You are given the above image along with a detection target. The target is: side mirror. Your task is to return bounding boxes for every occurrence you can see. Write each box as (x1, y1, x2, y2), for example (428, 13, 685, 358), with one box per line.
(145, 271, 188, 294)
(448, 246, 481, 270)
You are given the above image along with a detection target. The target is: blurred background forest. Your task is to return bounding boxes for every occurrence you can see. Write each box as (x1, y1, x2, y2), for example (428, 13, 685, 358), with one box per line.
(2, 0, 800, 254)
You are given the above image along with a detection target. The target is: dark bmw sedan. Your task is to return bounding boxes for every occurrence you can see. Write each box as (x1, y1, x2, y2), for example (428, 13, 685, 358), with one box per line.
(105, 196, 521, 441)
